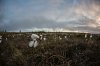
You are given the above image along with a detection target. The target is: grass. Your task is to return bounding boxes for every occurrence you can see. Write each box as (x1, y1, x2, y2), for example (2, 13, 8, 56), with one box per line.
(0, 32, 100, 66)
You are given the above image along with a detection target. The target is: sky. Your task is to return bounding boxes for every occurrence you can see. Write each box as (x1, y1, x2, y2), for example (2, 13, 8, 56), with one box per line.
(0, 0, 100, 33)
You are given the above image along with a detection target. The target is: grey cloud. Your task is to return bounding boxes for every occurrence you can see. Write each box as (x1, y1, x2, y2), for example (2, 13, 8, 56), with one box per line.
(1, 14, 100, 33)
(1, 17, 65, 31)
(93, 0, 100, 5)
(0, 0, 100, 34)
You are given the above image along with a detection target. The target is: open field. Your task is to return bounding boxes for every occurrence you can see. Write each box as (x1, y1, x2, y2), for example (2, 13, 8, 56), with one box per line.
(0, 32, 100, 66)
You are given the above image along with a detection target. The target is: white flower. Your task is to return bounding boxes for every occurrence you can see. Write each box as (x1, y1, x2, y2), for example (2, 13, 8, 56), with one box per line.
(0, 36, 2, 39)
(29, 40, 38, 48)
(31, 34, 39, 40)
(29, 34, 39, 48)
(0, 40, 2, 43)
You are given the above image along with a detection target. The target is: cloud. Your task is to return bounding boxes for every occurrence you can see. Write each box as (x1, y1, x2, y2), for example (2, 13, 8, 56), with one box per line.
(0, 0, 100, 33)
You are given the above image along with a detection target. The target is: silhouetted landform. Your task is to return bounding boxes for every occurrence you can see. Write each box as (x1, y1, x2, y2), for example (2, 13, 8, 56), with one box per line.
(0, 32, 100, 66)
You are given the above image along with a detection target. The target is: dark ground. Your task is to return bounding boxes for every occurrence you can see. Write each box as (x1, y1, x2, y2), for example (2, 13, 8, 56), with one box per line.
(0, 32, 100, 66)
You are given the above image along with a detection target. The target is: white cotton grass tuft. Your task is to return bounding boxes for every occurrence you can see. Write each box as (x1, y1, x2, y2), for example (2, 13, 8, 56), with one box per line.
(33, 41, 38, 48)
(59, 36, 62, 40)
(40, 34, 43, 40)
(43, 37, 46, 41)
(29, 41, 38, 48)
(90, 34, 92, 38)
(64, 36, 67, 38)
(85, 34, 87, 38)
(31, 34, 39, 40)
(0, 36, 2, 43)
(0, 40, 1, 43)
(0, 36, 2, 39)
(29, 41, 34, 47)
(28, 34, 39, 48)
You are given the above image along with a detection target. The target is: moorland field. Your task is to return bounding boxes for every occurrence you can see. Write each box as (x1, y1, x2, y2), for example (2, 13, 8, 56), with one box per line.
(0, 32, 100, 66)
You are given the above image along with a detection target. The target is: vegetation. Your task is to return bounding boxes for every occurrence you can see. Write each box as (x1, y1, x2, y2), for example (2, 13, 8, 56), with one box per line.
(0, 32, 100, 66)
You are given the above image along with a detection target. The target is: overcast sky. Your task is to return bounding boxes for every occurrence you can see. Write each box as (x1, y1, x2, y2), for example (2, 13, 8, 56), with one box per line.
(0, 0, 100, 33)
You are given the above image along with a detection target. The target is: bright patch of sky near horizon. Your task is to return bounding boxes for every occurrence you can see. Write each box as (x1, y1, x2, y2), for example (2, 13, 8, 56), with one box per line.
(0, 0, 100, 33)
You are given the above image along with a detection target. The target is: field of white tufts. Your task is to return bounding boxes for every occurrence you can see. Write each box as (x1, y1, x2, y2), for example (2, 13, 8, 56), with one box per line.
(29, 34, 39, 48)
